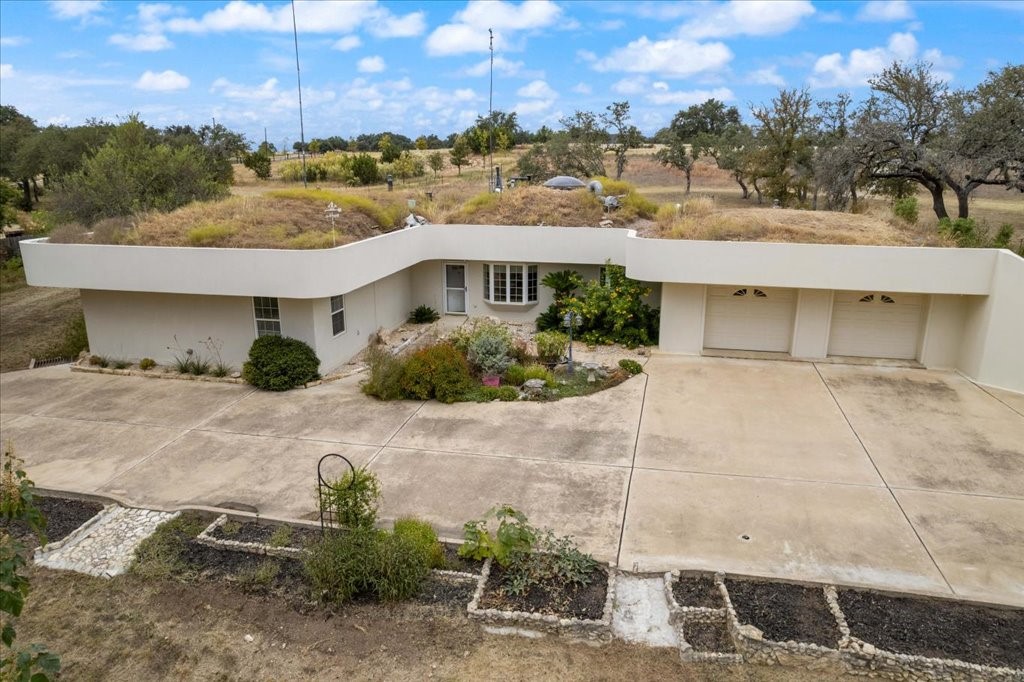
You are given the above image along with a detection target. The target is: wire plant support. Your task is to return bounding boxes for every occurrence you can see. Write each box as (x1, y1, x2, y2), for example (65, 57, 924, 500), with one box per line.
(317, 453, 354, 534)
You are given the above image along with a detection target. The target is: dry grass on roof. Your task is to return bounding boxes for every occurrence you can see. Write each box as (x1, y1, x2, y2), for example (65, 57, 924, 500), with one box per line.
(641, 197, 954, 247)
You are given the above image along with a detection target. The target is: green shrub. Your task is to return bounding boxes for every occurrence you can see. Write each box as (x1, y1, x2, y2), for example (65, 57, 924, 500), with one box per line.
(304, 528, 379, 604)
(459, 505, 537, 566)
(88, 354, 107, 367)
(112, 359, 131, 370)
(496, 385, 519, 401)
(535, 303, 563, 332)
(242, 336, 320, 391)
(408, 305, 440, 323)
(447, 317, 513, 356)
(467, 329, 513, 376)
(351, 153, 380, 185)
(138, 357, 156, 370)
(892, 196, 918, 224)
(399, 343, 473, 403)
(503, 363, 526, 386)
(618, 358, 643, 375)
(319, 466, 381, 530)
(993, 223, 1015, 250)
(573, 263, 659, 348)
(369, 530, 432, 601)
(523, 364, 555, 387)
(508, 338, 531, 365)
(268, 525, 294, 548)
(534, 331, 568, 364)
(465, 385, 503, 402)
(393, 517, 444, 569)
(541, 269, 583, 302)
(187, 223, 236, 246)
(362, 343, 407, 400)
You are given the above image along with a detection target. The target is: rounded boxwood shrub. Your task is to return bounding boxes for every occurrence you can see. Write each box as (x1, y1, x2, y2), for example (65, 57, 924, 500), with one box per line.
(242, 336, 321, 391)
(393, 517, 444, 569)
(503, 363, 526, 386)
(618, 358, 643, 375)
(399, 343, 472, 403)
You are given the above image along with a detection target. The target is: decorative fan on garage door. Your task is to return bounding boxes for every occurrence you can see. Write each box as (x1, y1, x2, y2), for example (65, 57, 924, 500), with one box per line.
(732, 288, 767, 297)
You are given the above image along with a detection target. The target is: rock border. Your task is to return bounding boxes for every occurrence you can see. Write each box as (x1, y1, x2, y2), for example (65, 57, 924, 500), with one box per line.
(70, 361, 365, 389)
(665, 571, 743, 664)
(466, 558, 616, 642)
(32, 503, 116, 554)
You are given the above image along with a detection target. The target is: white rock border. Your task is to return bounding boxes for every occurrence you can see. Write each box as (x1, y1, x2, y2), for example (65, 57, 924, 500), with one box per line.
(466, 558, 616, 642)
(664, 571, 743, 664)
(71, 361, 365, 388)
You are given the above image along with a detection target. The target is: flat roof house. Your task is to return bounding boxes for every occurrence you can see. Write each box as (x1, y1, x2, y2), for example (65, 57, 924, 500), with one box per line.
(20, 224, 1024, 394)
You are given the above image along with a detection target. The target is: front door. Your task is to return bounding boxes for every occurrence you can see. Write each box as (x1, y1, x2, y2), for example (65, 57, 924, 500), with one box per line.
(445, 263, 467, 314)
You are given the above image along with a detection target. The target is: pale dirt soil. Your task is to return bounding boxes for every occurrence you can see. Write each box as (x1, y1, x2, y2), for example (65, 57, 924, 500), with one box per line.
(15, 567, 845, 682)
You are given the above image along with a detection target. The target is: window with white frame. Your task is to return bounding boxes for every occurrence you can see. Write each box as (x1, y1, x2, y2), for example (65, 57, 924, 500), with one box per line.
(330, 295, 345, 335)
(253, 297, 281, 337)
(483, 264, 538, 304)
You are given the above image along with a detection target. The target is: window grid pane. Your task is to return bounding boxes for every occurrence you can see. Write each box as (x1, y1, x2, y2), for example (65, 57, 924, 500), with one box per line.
(509, 265, 523, 303)
(527, 266, 538, 302)
(484, 264, 490, 301)
(332, 310, 345, 335)
(330, 295, 344, 313)
(494, 266, 507, 302)
(253, 297, 281, 337)
(256, 320, 281, 337)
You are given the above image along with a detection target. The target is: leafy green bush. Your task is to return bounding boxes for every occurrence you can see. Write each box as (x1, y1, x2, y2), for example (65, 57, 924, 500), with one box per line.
(319, 466, 381, 530)
(447, 317, 513, 356)
(459, 505, 537, 566)
(938, 217, 1017, 250)
(572, 264, 659, 347)
(496, 386, 519, 401)
(523, 364, 556, 387)
(361, 343, 407, 401)
(509, 338, 531, 365)
(467, 329, 513, 377)
(138, 358, 156, 370)
(892, 196, 918, 224)
(618, 359, 643, 375)
(534, 331, 568, 364)
(503, 364, 526, 386)
(393, 517, 444, 569)
(351, 153, 380, 185)
(368, 530, 432, 601)
(408, 305, 440, 323)
(399, 343, 473, 403)
(242, 336, 320, 391)
(541, 269, 583, 302)
(535, 303, 563, 332)
(268, 525, 293, 548)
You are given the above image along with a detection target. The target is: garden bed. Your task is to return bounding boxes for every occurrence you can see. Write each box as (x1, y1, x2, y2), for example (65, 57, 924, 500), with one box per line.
(726, 578, 840, 648)
(837, 589, 1024, 670)
(681, 620, 739, 655)
(672, 572, 724, 610)
(0, 495, 104, 546)
(208, 518, 321, 550)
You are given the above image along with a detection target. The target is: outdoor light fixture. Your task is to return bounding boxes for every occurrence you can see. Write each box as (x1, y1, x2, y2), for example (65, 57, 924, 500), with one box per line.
(324, 201, 341, 246)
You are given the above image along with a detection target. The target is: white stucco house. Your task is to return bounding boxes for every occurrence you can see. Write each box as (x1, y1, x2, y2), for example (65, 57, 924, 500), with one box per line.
(20, 224, 1024, 394)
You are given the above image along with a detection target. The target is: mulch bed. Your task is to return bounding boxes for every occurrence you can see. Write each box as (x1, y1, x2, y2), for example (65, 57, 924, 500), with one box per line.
(415, 575, 478, 609)
(726, 578, 840, 648)
(478, 565, 607, 620)
(673, 573, 723, 609)
(682, 620, 737, 654)
(441, 543, 483, 574)
(0, 495, 104, 546)
(209, 520, 321, 550)
(838, 589, 1024, 669)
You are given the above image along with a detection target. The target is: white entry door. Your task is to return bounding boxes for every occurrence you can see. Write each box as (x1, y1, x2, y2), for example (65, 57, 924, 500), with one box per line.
(704, 286, 797, 353)
(445, 263, 467, 314)
(828, 292, 923, 359)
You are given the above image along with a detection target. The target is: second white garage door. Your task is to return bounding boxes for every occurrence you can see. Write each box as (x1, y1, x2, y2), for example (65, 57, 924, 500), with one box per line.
(704, 286, 796, 352)
(828, 292, 923, 359)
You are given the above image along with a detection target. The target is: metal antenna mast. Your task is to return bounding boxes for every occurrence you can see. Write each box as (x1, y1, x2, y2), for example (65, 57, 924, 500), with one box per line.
(291, 0, 307, 188)
(488, 28, 494, 191)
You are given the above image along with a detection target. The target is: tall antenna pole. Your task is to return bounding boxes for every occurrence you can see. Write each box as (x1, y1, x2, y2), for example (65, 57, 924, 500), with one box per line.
(488, 28, 494, 191)
(291, 0, 307, 188)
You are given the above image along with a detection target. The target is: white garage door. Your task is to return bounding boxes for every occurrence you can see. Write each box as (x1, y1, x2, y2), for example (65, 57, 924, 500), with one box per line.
(704, 286, 796, 353)
(828, 292, 923, 359)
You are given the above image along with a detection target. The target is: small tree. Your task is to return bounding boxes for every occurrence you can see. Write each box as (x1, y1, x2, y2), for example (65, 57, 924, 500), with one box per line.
(601, 101, 643, 179)
(378, 134, 400, 163)
(243, 149, 272, 179)
(427, 151, 444, 179)
(415, 136, 428, 151)
(656, 138, 695, 194)
(449, 136, 470, 175)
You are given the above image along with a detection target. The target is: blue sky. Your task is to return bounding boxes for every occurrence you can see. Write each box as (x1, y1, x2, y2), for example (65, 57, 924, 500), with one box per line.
(0, 0, 1020, 145)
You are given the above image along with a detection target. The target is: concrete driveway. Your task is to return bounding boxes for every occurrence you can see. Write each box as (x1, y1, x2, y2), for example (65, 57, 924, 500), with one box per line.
(2, 356, 1022, 606)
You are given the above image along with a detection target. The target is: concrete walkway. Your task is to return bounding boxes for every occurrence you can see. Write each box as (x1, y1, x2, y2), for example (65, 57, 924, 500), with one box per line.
(2, 356, 1022, 607)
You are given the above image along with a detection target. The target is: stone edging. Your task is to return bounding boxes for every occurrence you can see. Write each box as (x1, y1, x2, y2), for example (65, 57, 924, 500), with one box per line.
(33, 504, 117, 554)
(196, 514, 306, 558)
(664, 571, 743, 665)
(70, 363, 365, 388)
(466, 558, 616, 641)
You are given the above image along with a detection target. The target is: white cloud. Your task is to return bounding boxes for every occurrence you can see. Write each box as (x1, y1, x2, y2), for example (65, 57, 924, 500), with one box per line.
(817, 10, 844, 23)
(108, 33, 173, 51)
(747, 66, 786, 86)
(425, 0, 562, 56)
(47, 114, 72, 125)
(597, 19, 624, 30)
(332, 35, 362, 51)
(611, 77, 648, 95)
(134, 69, 190, 91)
(212, 76, 336, 110)
(571, 82, 592, 95)
(516, 79, 557, 99)
(594, 37, 732, 77)
(677, 1, 814, 39)
(0, 36, 29, 47)
(163, 0, 423, 37)
(857, 1, 914, 22)
(462, 56, 542, 79)
(646, 86, 735, 106)
(0, 64, 14, 79)
(514, 99, 555, 115)
(809, 32, 932, 87)
(49, 0, 105, 21)
(576, 49, 597, 62)
(357, 56, 386, 73)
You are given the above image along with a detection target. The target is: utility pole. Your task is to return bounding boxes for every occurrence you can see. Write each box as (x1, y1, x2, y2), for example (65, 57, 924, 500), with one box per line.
(488, 28, 494, 192)
(291, 0, 307, 188)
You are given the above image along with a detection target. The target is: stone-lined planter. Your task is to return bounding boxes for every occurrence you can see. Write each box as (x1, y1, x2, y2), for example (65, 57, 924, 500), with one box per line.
(71, 362, 365, 388)
(721, 576, 844, 673)
(467, 558, 616, 641)
(826, 588, 1023, 681)
(33, 504, 116, 554)
(196, 514, 307, 559)
(664, 570, 728, 626)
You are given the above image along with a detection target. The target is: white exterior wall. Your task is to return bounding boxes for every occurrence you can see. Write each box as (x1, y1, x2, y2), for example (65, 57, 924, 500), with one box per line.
(658, 283, 706, 355)
(958, 251, 1024, 392)
(918, 295, 968, 370)
(81, 290, 257, 368)
(791, 289, 833, 359)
